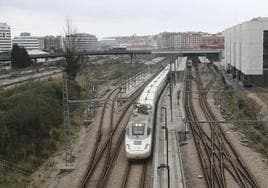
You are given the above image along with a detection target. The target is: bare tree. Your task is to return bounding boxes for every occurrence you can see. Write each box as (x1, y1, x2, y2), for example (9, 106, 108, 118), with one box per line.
(63, 17, 80, 79)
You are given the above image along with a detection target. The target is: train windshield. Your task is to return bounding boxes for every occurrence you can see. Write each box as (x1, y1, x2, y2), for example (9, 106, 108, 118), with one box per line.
(132, 124, 145, 136)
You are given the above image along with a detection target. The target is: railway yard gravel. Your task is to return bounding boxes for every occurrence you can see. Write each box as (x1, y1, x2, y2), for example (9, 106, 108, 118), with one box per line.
(28, 85, 114, 187)
(27, 64, 268, 188)
(28, 70, 155, 188)
(207, 78, 268, 187)
(182, 66, 268, 188)
(181, 79, 207, 188)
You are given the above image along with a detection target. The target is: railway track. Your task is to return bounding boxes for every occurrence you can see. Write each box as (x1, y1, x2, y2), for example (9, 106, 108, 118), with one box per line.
(80, 87, 120, 188)
(80, 68, 162, 188)
(120, 162, 147, 188)
(185, 63, 259, 188)
(0, 69, 62, 88)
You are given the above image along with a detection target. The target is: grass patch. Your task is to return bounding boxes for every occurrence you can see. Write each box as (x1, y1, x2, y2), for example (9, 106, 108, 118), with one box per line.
(0, 79, 81, 187)
(214, 74, 268, 157)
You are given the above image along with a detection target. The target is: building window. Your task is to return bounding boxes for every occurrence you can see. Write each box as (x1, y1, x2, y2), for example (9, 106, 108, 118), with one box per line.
(263, 31, 268, 68)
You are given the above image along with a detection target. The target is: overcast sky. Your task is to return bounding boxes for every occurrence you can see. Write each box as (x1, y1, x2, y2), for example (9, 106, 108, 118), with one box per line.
(1, 0, 268, 39)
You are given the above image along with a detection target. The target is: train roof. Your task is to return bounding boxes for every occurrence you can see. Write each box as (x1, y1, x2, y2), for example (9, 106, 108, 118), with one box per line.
(137, 64, 169, 106)
(143, 85, 158, 94)
(138, 93, 155, 106)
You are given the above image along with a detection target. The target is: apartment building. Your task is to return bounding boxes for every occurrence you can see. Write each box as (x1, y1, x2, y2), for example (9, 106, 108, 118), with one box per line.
(64, 33, 97, 52)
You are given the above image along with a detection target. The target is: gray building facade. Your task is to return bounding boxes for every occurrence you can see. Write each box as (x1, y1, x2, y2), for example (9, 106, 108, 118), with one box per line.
(0, 23, 12, 52)
(64, 33, 97, 52)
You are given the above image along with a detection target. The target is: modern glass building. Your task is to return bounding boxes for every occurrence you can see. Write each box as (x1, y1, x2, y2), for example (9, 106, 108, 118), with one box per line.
(13, 33, 39, 50)
(64, 33, 97, 52)
(0, 23, 12, 52)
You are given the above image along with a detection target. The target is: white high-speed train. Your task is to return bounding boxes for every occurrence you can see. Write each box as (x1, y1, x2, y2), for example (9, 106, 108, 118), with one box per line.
(125, 65, 170, 160)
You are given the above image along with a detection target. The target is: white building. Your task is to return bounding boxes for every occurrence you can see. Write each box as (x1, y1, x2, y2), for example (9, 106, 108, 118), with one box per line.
(183, 32, 203, 49)
(222, 17, 268, 85)
(76, 33, 97, 51)
(37, 37, 45, 50)
(0, 23, 12, 52)
(157, 32, 183, 49)
(64, 33, 97, 52)
(99, 37, 117, 50)
(174, 33, 183, 49)
(13, 33, 39, 50)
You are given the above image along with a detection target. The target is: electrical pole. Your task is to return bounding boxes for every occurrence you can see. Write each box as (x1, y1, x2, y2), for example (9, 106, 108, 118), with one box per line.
(234, 42, 239, 127)
(86, 66, 90, 120)
(174, 57, 178, 85)
(63, 72, 72, 166)
(169, 56, 173, 122)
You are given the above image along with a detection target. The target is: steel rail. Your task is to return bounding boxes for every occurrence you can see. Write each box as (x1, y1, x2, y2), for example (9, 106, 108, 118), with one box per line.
(140, 163, 147, 188)
(97, 91, 118, 188)
(184, 68, 211, 188)
(80, 88, 119, 188)
(120, 163, 130, 188)
(80, 66, 167, 187)
(195, 63, 259, 188)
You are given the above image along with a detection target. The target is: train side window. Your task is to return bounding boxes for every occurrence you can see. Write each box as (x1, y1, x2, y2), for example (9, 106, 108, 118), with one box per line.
(147, 127, 151, 135)
(126, 128, 129, 136)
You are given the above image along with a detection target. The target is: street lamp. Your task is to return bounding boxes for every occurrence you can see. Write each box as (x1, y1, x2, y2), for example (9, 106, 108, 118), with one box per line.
(183, 118, 187, 141)
(157, 163, 170, 188)
(169, 58, 173, 122)
(162, 107, 168, 140)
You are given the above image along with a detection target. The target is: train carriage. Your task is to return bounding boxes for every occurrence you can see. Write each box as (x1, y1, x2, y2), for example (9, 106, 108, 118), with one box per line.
(125, 65, 170, 160)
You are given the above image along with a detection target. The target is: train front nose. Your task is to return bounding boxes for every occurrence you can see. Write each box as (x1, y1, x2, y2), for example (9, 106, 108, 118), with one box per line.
(126, 143, 151, 159)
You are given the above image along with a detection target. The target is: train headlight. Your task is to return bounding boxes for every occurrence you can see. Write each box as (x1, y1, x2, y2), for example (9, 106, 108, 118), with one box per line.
(144, 144, 150, 150)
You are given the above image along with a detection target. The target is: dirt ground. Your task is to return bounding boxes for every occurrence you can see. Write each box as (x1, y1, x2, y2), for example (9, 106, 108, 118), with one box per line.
(27, 66, 268, 187)
(247, 92, 268, 122)
(27, 72, 150, 188)
(181, 77, 207, 188)
(182, 66, 268, 188)
(27, 83, 110, 188)
(209, 90, 268, 188)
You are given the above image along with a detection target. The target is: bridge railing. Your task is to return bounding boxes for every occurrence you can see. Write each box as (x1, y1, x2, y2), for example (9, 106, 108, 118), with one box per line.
(0, 49, 221, 62)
